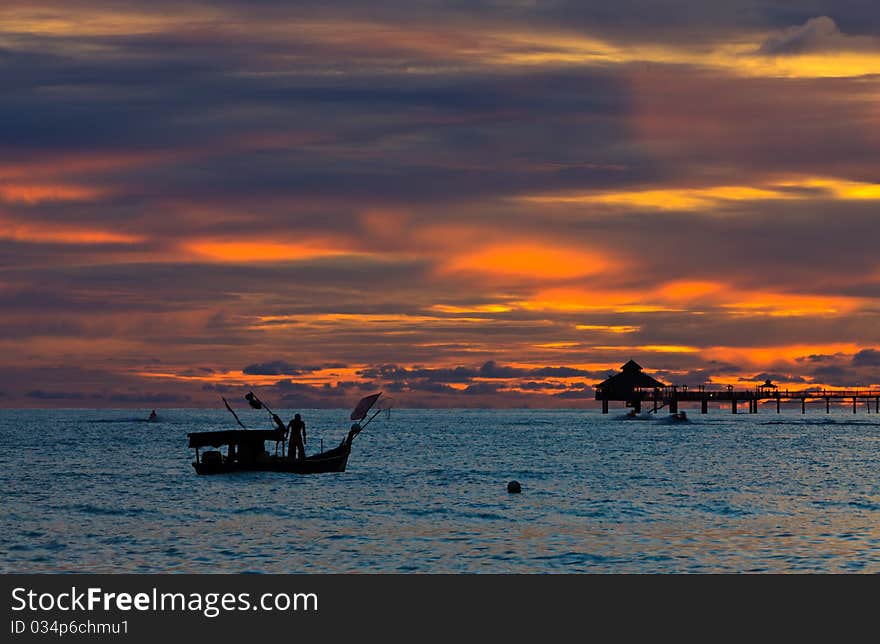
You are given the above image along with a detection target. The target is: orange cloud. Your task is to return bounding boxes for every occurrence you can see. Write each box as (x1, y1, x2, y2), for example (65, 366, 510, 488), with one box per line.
(574, 324, 641, 334)
(516, 281, 861, 318)
(702, 343, 863, 367)
(517, 287, 684, 314)
(0, 4, 219, 37)
(430, 304, 514, 314)
(249, 313, 499, 332)
(183, 240, 359, 263)
(443, 244, 609, 280)
(0, 217, 143, 245)
(0, 183, 105, 204)
(517, 176, 880, 212)
(593, 344, 700, 353)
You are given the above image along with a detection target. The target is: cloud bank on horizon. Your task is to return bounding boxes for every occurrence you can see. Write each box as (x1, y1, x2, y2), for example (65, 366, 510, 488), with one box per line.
(1, 1, 879, 407)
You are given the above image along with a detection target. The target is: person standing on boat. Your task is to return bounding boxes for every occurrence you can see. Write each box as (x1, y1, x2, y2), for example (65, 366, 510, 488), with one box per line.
(287, 413, 306, 461)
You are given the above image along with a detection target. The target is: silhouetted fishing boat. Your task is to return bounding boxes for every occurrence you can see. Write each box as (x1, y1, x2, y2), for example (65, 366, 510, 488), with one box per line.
(188, 392, 387, 475)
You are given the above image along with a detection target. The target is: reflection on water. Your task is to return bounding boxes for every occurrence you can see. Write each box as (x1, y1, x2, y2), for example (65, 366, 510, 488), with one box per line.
(1, 409, 879, 572)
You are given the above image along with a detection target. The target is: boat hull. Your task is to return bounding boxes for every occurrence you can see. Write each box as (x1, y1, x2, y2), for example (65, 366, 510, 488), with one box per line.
(193, 443, 351, 475)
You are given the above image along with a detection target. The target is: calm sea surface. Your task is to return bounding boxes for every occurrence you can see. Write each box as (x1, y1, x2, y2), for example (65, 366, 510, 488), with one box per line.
(2, 407, 879, 573)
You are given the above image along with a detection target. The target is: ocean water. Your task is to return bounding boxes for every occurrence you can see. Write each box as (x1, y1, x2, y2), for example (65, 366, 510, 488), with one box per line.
(1, 407, 879, 573)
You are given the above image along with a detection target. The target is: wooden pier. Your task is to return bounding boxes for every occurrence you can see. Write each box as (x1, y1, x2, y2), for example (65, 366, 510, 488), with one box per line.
(595, 360, 880, 414)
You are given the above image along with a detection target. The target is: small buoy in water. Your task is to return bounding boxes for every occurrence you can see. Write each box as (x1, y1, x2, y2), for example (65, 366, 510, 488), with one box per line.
(507, 480, 521, 494)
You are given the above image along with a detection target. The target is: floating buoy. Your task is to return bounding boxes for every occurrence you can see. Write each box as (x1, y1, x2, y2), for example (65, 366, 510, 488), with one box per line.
(507, 480, 521, 494)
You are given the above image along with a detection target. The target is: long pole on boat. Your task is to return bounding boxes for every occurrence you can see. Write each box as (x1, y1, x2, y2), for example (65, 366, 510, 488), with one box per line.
(358, 407, 384, 431)
(222, 397, 247, 429)
(246, 391, 289, 456)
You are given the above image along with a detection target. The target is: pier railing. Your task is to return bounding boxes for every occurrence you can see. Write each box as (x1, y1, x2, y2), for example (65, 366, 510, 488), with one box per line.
(596, 385, 880, 414)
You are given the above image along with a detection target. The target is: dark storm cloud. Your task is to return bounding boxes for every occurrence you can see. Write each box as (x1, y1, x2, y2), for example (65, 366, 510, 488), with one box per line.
(653, 363, 742, 388)
(201, 383, 237, 393)
(808, 365, 859, 387)
(852, 349, 880, 367)
(107, 392, 192, 403)
(757, 16, 879, 55)
(242, 361, 346, 376)
(477, 361, 522, 379)
(347, 361, 605, 404)
(26, 390, 87, 400)
(271, 380, 369, 408)
(462, 382, 501, 395)
(518, 381, 569, 391)
(359, 364, 479, 383)
(551, 386, 595, 400)
(797, 353, 845, 364)
(789, 349, 880, 386)
(743, 373, 807, 384)
(385, 380, 457, 395)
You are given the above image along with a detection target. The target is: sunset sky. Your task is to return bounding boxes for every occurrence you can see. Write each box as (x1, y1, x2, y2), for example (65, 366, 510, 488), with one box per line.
(2, 1, 880, 408)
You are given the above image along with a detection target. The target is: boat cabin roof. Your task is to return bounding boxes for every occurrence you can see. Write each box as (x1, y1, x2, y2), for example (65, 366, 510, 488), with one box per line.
(188, 428, 285, 449)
